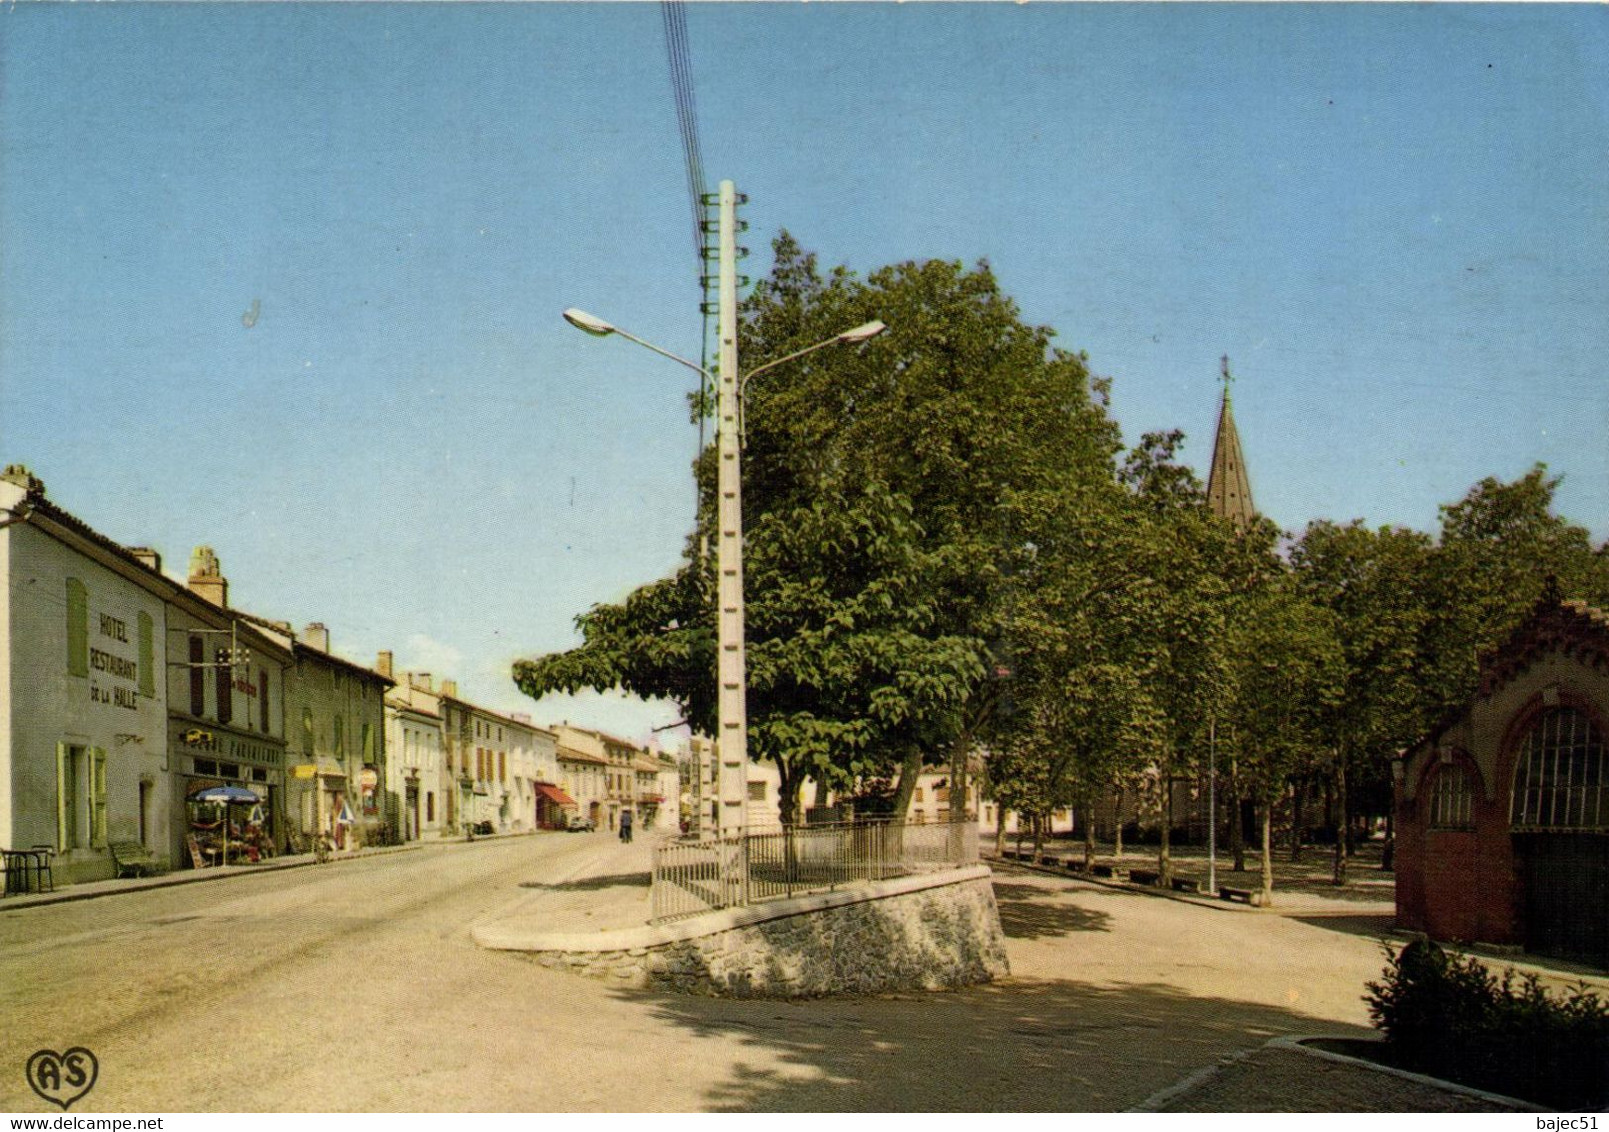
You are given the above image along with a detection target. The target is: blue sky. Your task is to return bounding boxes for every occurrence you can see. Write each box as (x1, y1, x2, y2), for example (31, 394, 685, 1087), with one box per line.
(4, 3, 1606, 743)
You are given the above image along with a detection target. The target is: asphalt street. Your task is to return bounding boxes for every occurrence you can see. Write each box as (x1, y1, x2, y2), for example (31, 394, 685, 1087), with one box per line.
(0, 832, 1447, 1112)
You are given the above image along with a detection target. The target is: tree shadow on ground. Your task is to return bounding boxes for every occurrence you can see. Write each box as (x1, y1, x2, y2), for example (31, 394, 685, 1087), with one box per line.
(519, 871, 650, 892)
(611, 976, 1376, 1112)
(1286, 912, 1402, 943)
(992, 882, 1112, 940)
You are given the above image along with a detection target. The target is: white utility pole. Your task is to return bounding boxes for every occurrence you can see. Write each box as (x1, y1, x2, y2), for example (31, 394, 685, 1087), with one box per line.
(715, 180, 749, 875)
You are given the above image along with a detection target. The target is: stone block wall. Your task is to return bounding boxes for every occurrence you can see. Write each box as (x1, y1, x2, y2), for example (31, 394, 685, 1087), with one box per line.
(522, 872, 1009, 998)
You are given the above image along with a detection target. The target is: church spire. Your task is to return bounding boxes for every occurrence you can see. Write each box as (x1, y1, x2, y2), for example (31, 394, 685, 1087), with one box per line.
(1206, 355, 1256, 529)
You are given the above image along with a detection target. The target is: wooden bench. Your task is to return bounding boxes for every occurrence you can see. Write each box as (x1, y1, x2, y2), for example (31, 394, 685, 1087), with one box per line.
(1128, 868, 1160, 886)
(1218, 885, 1257, 904)
(110, 840, 157, 878)
(1089, 864, 1118, 879)
(1064, 859, 1088, 873)
(1171, 877, 1201, 894)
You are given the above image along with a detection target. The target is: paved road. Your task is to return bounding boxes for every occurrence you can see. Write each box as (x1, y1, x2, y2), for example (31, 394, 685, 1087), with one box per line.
(0, 837, 1446, 1112)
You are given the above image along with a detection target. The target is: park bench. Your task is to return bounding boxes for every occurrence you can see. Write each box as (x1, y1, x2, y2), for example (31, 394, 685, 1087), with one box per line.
(1171, 877, 1200, 894)
(110, 840, 157, 878)
(1218, 885, 1257, 905)
(1089, 864, 1119, 879)
(1128, 868, 1161, 886)
(1064, 859, 1088, 873)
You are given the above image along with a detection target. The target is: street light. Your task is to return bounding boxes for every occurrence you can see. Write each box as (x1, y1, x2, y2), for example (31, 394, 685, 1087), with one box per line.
(562, 298, 885, 846)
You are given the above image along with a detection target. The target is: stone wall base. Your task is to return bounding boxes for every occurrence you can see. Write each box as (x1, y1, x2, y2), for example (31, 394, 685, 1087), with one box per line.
(524, 873, 1009, 998)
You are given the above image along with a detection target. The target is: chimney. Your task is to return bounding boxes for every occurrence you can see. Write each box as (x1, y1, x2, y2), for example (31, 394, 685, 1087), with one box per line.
(1, 464, 44, 495)
(128, 547, 163, 573)
(440, 678, 458, 699)
(187, 546, 228, 607)
(410, 672, 433, 693)
(376, 651, 394, 680)
(301, 623, 330, 652)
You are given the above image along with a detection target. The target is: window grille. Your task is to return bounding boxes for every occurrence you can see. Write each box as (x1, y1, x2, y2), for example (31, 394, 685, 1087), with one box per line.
(1511, 707, 1607, 830)
(1428, 763, 1474, 829)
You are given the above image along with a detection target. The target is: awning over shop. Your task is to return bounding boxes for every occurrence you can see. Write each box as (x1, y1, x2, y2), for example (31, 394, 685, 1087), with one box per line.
(534, 783, 577, 807)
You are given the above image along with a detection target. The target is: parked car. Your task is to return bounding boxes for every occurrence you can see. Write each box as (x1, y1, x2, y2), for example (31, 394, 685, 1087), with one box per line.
(565, 814, 595, 832)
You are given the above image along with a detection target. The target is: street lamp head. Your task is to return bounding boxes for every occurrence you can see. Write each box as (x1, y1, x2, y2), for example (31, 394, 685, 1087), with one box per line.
(562, 308, 617, 337)
(836, 320, 886, 344)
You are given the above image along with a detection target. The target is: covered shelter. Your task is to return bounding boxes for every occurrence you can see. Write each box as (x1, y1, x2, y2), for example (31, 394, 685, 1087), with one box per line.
(1395, 588, 1609, 968)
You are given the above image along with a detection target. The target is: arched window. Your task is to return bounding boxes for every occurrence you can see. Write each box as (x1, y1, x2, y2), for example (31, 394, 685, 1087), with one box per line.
(1428, 763, 1475, 829)
(1511, 707, 1607, 830)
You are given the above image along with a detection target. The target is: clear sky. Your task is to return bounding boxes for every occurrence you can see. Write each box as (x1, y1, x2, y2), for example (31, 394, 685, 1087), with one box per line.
(4, 3, 1606, 745)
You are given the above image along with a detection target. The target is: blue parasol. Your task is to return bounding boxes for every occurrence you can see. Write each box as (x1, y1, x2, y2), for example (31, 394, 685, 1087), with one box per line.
(187, 785, 261, 864)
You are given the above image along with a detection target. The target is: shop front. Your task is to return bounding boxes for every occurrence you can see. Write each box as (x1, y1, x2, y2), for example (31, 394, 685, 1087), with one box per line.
(171, 721, 286, 868)
(534, 782, 576, 830)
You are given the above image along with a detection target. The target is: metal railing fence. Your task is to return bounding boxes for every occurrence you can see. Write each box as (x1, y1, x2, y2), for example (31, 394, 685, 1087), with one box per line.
(651, 818, 978, 923)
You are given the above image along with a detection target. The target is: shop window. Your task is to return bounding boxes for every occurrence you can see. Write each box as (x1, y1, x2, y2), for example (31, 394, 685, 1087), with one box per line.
(194, 758, 217, 777)
(138, 612, 155, 697)
(66, 579, 89, 677)
(190, 636, 205, 716)
(1428, 763, 1475, 829)
(1511, 707, 1607, 830)
(251, 767, 267, 783)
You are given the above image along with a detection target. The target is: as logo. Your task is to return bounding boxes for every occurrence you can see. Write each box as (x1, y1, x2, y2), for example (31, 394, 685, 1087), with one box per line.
(25, 1047, 98, 1110)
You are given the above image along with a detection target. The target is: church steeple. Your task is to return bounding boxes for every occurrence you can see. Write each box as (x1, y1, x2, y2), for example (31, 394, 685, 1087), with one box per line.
(1206, 355, 1256, 529)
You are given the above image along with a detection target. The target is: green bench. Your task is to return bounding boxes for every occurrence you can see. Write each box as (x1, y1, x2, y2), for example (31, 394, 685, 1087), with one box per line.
(109, 840, 157, 878)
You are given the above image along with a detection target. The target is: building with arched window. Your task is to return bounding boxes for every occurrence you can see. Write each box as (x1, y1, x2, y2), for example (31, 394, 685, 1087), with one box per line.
(1395, 591, 1609, 968)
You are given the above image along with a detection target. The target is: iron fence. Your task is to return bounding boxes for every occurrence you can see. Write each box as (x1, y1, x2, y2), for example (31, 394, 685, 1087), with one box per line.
(650, 818, 978, 923)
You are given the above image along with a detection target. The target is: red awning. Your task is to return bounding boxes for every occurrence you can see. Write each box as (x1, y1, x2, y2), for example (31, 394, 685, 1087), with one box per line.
(534, 783, 577, 807)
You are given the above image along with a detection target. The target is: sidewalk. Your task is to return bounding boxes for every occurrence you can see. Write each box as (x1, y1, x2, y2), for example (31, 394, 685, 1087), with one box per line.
(484, 830, 660, 940)
(0, 836, 446, 911)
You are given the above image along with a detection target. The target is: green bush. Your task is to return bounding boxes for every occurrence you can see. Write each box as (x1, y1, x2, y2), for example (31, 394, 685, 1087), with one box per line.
(1365, 939, 1609, 1110)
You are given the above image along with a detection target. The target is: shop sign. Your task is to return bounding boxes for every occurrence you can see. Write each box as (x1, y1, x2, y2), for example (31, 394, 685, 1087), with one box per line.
(181, 728, 220, 752)
(360, 764, 379, 815)
(291, 764, 317, 780)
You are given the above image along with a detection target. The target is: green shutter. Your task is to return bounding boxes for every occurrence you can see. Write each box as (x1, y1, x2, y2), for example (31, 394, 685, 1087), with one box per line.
(90, 749, 107, 847)
(56, 743, 70, 848)
(137, 612, 155, 697)
(66, 579, 89, 677)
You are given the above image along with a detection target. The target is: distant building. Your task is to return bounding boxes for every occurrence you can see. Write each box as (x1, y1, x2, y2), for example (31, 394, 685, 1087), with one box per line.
(1396, 589, 1609, 969)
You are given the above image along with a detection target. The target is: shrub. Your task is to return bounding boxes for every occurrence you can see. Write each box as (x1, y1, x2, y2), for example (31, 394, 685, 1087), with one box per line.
(1365, 939, 1609, 1110)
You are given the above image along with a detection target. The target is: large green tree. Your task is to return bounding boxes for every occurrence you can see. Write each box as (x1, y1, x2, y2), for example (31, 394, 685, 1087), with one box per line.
(515, 235, 1122, 824)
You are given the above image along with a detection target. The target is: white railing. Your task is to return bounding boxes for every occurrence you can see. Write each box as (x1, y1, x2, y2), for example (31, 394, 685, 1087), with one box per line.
(651, 819, 978, 923)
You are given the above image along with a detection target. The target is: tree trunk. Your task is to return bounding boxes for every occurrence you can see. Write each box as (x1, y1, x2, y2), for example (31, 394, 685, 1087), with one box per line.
(1157, 761, 1173, 887)
(1290, 783, 1304, 862)
(1112, 786, 1124, 859)
(1083, 800, 1096, 868)
(1332, 748, 1349, 886)
(776, 761, 804, 829)
(1380, 811, 1394, 872)
(1228, 757, 1245, 872)
(889, 746, 923, 826)
(1032, 812, 1044, 857)
(948, 732, 969, 823)
(994, 801, 1006, 856)
(1259, 799, 1274, 907)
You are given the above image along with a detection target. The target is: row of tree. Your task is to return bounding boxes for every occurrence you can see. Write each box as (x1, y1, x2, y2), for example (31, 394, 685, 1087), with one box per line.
(515, 237, 1609, 904)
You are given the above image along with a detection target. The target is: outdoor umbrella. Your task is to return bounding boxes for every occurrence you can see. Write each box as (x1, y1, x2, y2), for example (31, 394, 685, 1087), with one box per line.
(187, 785, 261, 866)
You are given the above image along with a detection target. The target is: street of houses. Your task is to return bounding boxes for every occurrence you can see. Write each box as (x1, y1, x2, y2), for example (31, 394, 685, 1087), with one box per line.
(0, 465, 679, 887)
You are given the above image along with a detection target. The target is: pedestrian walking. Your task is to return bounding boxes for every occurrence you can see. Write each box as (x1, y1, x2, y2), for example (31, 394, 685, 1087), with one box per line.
(619, 808, 633, 844)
